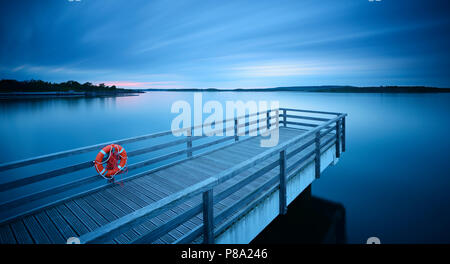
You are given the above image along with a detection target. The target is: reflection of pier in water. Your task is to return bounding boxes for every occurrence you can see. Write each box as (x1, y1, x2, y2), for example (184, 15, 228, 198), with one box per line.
(252, 185, 346, 244)
(0, 108, 346, 244)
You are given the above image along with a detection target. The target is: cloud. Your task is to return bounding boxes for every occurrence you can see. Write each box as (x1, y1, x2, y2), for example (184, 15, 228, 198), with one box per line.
(231, 61, 346, 78)
(5, 64, 108, 76)
(1, 0, 449, 87)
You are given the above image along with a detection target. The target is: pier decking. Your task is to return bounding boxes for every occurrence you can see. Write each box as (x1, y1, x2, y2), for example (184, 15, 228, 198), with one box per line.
(0, 108, 346, 244)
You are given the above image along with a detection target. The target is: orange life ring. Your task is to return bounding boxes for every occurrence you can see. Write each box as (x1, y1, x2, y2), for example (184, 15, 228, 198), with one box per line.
(94, 144, 127, 178)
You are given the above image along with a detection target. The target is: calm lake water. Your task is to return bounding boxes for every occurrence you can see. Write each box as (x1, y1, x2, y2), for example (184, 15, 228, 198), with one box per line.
(1, 91, 449, 243)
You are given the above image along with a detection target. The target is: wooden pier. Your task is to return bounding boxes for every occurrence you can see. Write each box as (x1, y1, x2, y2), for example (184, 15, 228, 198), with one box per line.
(0, 108, 346, 244)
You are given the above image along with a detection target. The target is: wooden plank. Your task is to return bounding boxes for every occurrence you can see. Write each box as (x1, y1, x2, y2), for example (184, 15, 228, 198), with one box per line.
(73, 197, 128, 243)
(130, 178, 202, 225)
(80, 194, 131, 242)
(74, 198, 109, 226)
(210, 142, 261, 160)
(151, 170, 216, 212)
(0, 224, 16, 243)
(101, 189, 138, 212)
(107, 186, 178, 236)
(115, 183, 182, 233)
(132, 178, 176, 202)
(161, 162, 217, 184)
(10, 220, 33, 244)
(131, 203, 202, 244)
(123, 181, 196, 242)
(34, 211, 65, 243)
(148, 174, 184, 193)
(23, 215, 51, 244)
(46, 207, 78, 239)
(106, 186, 177, 235)
(98, 189, 150, 237)
(65, 200, 99, 231)
(56, 204, 90, 236)
(89, 192, 141, 242)
(143, 174, 211, 226)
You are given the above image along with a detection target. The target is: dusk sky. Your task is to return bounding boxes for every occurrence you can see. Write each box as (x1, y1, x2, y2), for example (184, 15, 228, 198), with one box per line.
(0, 0, 449, 89)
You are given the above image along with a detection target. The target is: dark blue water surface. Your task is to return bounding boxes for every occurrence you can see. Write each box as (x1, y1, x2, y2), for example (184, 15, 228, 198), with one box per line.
(1, 92, 449, 243)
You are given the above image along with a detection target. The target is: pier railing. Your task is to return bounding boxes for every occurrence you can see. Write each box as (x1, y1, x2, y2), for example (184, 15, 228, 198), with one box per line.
(77, 109, 346, 244)
(0, 108, 280, 224)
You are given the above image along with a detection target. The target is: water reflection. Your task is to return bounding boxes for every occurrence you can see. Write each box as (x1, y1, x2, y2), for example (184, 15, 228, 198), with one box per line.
(0, 96, 117, 114)
(252, 186, 346, 244)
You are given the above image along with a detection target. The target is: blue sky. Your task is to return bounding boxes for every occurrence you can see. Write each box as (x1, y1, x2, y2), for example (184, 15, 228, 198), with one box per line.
(0, 0, 449, 88)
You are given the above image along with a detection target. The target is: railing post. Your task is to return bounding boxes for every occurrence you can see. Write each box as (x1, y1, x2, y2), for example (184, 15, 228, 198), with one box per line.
(187, 128, 192, 158)
(335, 119, 341, 158)
(315, 131, 321, 179)
(202, 189, 214, 244)
(266, 110, 271, 130)
(342, 116, 346, 152)
(279, 150, 287, 215)
(283, 109, 287, 127)
(276, 110, 280, 128)
(234, 118, 239, 142)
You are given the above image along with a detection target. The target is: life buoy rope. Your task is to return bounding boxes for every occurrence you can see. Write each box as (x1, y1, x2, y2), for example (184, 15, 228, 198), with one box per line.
(94, 144, 127, 183)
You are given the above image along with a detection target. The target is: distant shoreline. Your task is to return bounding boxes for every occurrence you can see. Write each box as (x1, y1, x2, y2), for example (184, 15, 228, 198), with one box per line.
(0, 91, 143, 99)
(0, 79, 144, 99)
(143, 85, 450, 93)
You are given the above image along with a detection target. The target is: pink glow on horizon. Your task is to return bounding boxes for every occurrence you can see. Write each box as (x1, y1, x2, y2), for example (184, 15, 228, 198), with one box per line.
(97, 81, 184, 89)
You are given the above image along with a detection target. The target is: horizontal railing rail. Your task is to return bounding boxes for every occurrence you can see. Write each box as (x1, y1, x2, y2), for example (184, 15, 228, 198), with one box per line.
(78, 109, 346, 244)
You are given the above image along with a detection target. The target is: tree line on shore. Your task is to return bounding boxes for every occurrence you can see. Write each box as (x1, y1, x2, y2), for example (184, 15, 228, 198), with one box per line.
(0, 79, 137, 93)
